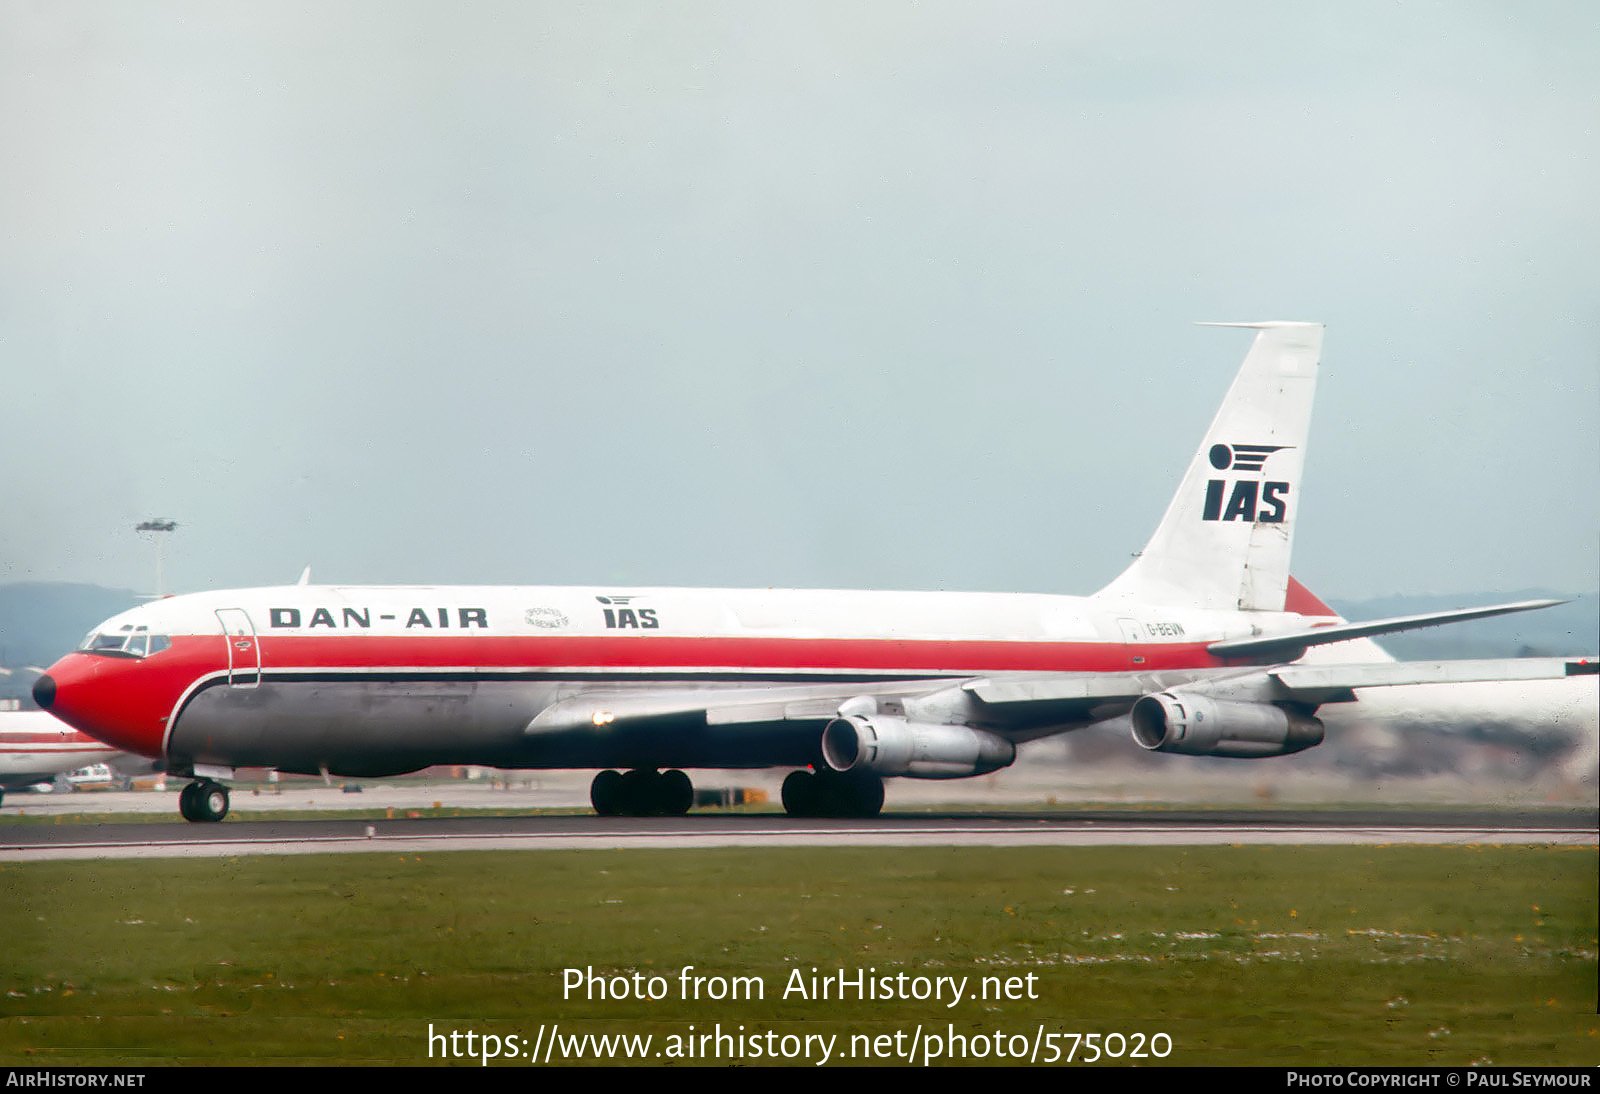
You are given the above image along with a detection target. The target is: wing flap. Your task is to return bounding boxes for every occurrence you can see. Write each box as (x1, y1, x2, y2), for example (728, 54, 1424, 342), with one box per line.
(963, 671, 1235, 707)
(705, 697, 852, 725)
(524, 682, 934, 734)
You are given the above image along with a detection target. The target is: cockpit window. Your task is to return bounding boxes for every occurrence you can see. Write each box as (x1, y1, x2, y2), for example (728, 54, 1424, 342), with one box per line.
(81, 629, 170, 658)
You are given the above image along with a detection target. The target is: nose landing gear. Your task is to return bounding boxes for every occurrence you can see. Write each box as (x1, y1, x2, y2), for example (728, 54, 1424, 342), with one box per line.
(178, 779, 230, 823)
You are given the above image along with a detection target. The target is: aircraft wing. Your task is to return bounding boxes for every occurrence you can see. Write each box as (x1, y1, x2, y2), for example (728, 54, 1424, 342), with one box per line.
(1264, 656, 1598, 705)
(966, 656, 1596, 713)
(524, 671, 1265, 738)
(967, 656, 1597, 760)
(524, 655, 1597, 743)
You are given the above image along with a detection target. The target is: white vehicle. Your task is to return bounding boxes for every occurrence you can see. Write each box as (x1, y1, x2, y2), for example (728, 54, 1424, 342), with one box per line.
(65, 763, 117, 790)
(34, 324, 1596, 822)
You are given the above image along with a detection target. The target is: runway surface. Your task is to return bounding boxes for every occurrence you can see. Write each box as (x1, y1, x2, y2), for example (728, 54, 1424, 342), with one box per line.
(2, 805, 1594, 860)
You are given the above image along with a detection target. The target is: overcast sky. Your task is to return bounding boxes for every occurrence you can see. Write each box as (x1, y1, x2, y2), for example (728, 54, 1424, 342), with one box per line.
(2, 2, 1595, 601)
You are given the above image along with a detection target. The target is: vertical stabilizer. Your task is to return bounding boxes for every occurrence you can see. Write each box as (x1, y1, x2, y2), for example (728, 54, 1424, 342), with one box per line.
(1095, 323, 1322, 612)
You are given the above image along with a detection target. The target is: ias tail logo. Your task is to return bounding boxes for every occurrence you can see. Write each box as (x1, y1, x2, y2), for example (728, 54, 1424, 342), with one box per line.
(1203, 442, 1292, 523)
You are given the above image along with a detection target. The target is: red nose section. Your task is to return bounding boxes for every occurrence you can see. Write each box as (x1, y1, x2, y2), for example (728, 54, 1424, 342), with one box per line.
(34, 652, 175, 759)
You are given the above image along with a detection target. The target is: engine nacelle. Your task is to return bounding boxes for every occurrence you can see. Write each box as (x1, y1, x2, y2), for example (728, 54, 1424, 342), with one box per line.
(821, 715, 1016, 779)
(1129, 692, 1324, 758)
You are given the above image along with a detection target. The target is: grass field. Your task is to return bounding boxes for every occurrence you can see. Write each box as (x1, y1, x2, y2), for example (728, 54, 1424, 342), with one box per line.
(2, 845, 1595, 1066)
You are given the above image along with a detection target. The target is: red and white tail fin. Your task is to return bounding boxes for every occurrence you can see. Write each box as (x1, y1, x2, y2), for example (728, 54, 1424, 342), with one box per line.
(1095, 322, 1322, 613)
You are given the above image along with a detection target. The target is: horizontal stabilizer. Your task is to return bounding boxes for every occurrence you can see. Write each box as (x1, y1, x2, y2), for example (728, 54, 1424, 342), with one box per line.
(1208, 599, 1566, 661)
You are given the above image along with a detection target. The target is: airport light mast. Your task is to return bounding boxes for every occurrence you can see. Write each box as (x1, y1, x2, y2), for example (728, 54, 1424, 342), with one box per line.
(135, 518, 178, 597)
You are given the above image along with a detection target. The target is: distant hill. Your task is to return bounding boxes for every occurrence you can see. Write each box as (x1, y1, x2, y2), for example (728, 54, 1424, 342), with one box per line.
(0, 583, 142, 670)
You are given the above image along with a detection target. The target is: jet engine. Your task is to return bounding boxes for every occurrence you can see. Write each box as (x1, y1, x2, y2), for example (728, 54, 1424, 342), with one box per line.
(821, 714, 1016, 779)
(1129, 691, 1324, 758)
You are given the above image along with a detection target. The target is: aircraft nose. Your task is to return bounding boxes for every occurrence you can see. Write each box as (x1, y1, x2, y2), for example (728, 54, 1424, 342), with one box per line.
(32, 653, 168, 759)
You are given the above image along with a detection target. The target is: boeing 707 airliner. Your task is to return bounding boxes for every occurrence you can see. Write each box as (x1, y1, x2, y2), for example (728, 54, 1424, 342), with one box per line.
(33, 323, 1596, 821)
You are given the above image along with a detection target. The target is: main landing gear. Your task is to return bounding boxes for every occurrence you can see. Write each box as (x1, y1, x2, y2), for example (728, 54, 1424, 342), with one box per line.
(781, 768, 884, 818)
(178, 779, 230, 823)
(586, 767, 886, 818)
(589, 768, 694, 817)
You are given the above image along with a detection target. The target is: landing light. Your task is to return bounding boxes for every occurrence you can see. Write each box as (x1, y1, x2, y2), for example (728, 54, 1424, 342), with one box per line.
(592, 712, 615, 726)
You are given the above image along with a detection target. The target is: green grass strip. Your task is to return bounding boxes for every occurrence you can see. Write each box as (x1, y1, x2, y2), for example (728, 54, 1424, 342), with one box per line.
(2, 845, 1594, 1066)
